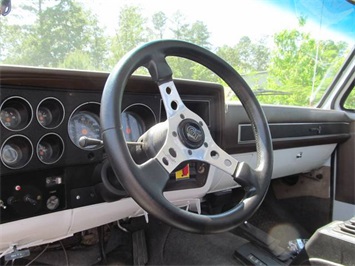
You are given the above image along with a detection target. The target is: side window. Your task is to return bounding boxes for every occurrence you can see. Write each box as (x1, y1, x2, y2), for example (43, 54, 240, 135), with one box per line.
(342, 82, 355, 111)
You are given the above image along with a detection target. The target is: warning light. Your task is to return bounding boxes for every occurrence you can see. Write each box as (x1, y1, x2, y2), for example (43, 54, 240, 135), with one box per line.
(15, 185, 21, 191)
(175, 164, 190, 180)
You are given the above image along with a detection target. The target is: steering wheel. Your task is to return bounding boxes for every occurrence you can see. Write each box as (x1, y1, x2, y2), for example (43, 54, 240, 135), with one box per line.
(101, 40, 273, 234)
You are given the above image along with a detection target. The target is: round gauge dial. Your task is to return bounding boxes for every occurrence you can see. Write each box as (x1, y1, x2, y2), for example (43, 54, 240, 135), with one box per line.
(0, 135, 33, 169)
(37, 142, 53, 162)
(36, 134, 64, 164)
(121, 111, 145, 142)
(0, 97, 33, 131)
(68, 111, 102, 150)
(37, 106, 53, 127)
(36, 98, 65, 129)
(0, 107, 21, 129)
(1, 144, 22, 166)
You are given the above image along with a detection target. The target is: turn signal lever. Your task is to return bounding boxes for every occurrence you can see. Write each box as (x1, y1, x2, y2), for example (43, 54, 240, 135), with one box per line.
(79, 136, 103, 148)
(79, 136, 143, 149)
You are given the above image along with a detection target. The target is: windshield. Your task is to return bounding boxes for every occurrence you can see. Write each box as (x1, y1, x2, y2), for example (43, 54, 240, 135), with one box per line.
(1, 0, 354, 107)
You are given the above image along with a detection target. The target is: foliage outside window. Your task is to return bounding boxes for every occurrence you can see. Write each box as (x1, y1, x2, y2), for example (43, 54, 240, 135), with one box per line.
(343, 85, 355, 110)
(0, 0, 352, 108)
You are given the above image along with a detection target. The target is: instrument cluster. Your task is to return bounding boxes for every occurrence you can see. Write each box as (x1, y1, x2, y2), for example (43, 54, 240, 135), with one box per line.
(0, 96, 66, 169)
(0, 94, 158, 171)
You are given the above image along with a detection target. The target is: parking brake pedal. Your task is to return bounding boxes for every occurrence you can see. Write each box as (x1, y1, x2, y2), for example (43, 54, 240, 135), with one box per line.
(132, 229, 148, 266)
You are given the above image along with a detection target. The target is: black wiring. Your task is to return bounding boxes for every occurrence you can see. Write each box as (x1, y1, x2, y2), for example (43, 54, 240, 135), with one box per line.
(98, 226, 107, 264)
(59, 241, 69, 266)
(24, 244, 49, 266)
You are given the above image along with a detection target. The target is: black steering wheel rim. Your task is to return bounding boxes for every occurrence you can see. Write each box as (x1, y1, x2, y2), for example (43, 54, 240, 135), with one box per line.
(101, 40, 273, 233)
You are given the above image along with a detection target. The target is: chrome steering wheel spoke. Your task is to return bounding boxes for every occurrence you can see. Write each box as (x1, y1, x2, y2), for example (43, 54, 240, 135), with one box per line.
(154, 80, 240, 177)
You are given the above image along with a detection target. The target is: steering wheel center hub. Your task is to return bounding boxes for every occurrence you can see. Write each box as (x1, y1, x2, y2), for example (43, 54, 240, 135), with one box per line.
(178, 119, 205, 149)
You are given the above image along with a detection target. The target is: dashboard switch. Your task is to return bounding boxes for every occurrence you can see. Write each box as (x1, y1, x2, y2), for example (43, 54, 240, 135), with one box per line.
(24, 194, 38, 206)
(46, 176, 62, 187)
(0, 200, 6, 209)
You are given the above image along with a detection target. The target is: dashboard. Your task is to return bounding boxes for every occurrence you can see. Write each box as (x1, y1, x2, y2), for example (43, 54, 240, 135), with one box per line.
(0, 66, 224, 224)
(0, 65, 352, 253)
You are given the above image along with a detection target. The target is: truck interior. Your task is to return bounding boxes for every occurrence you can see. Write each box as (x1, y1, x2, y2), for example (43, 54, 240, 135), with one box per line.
(0, 0, 354, 265)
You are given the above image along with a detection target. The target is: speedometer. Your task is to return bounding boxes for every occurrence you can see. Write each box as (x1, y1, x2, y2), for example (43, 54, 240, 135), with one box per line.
(68, 111, 102, 150)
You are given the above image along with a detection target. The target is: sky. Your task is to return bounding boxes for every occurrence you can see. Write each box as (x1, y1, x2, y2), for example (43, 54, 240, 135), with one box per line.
(82, 0, 354, 47)
(273, 0, 355, 35)
(8, 0, 355, 47)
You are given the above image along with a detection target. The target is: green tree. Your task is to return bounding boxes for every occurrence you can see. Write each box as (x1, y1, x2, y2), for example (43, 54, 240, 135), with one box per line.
(170, 11, 190, 40)
(252, 37, 270, 71)
(0, 20, 25, 62)
(152, 11, 167, 39)
(165, 13, 213, 80)
(1, 0, 107, 70)
(343, 84, 355, 110)
(260, 29, 347, 106)
(59, 50, 94, 70)
(185, 21, 211, 49)
(110, 5, 147, 67)
(216, 36, 270, 74)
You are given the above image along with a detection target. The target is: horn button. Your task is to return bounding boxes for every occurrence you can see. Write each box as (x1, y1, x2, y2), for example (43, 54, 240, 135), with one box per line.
(178, 119, 205, 149)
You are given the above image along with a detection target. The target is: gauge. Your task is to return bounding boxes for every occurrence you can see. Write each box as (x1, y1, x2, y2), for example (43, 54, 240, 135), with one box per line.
(37, 98, 65, 129)
(37, 134, 64, 164)
(1, 144, 22, 167)
(121, 111, 145, 142)
(46, 195, 60, 211)
(37, 142, 53, 162)
(121, 104, 156, 142)
(0, 97, 32, 131)
(0, 135, 33, 169)
(37, 106, 53, 127)
(0, 107, 21, 129)
(68, 111, 102, 150)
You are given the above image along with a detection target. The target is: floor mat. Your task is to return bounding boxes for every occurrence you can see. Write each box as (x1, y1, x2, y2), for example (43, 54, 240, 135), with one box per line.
(145, 217, 248, 266)
(162, 229, 248, 265)
(245, 191, 311, 248)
